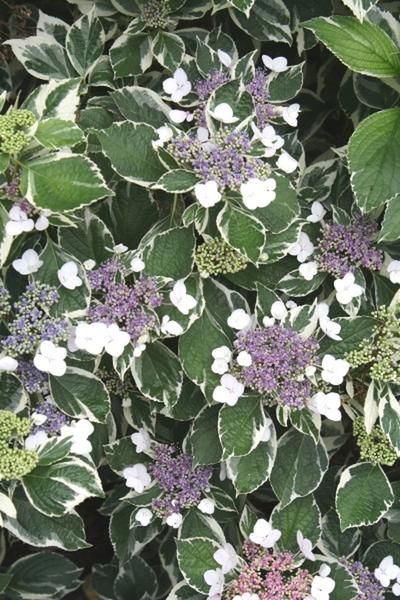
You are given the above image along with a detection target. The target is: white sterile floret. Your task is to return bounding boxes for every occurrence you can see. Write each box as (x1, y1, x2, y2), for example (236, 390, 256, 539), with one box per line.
(161, 315, 183, 336)
(25, 430, 48, 450)
(299, 261, 318, 281)
(83, 259, 96, 271)
(198, 498, 215, 514)
(316, 303, 342, 341)
(131, 428, 151, 454)
(113, 243, 128, 254)
(211, 345, 232, 375)
(334, 272, 363, 305)
(240, 177, 276, 210)
(130, 257, 145, 272)
(194, 180, 222, 208)
(35, 214, 49, 231)
(296, 530, 315, 561)
(135, 507, 153, 526)
(204, 568, 224, 597)
(374, 555, 400, 587)
(57, 261, 83, 290)
(270, 300, 288, 321)
(6, 205, 34, 236)
(213, 374, 244, 407)
(153, 125, 173, 148)
(104, 324, 130, 358)
(169, 109, 192, 124)
(210, 102, 239, 123)
(227, 308, 251, 330)
(288, 232, 314, 263)
(33, 341, 67, 377)
(169, 280, 197, 315)
(0, 356, 18, 372)
(309, 392, 342, 422)
(281, 103, 300, 127)
(261, 55, 288, 72)
(262, 316, 275, 327)
(123, 464, 151, 493)
(388, 260, 400, 284)
(307, 201, 326, 223)
(162, 68, 191, 102)
(133, 342, 146, 357)
(31, 412, 47, 427)
(12, 249, 43, 275)
(74, 322, 109, 355)
(217, 49, 233, 68)
(310, 570, 335, 600)
(251, 123, 284, 157)
(214, 543, 238, 574)
(393, 576, 400, 596)
(321, 354, 350, 386)
(237, 350, 252, 367)
(60, 419, 94, 455)
(249, 518, 281, 548)
(166, 512, 183, 528)
(276, 150, 298, 174)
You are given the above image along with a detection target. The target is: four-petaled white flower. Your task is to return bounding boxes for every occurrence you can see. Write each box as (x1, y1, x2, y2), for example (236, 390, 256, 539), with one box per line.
(261, 55, 288, 72)
(299, 261, 318, 281)
(162, 68, 191, 102)
(104, 323, 130, 358)
(74, 322, 109, 355)
(307, 201, 326, 223)
(210, 102, 239, 123)
(60, 419, 94, 455)
(227, 308, 251, 330)
(211, 345, 232, 375)
(309, 391, 342, 421)
(123, 463, 151, 493)
(161, 315, 183, 336)
(288, 232, 314, 263)
(169, 280, 197, 315)
(204, 568, 225, 597)
(198, 498, 215, 514)
(166, 512, 183, 528)
(194, 180, 222, 208)
(214, 543, 238, 574)
(334, 272, 363, 305)
(281, 103, 300, 127)
(0, 356, 18, 372)
(270, 300, 288, 321)
(321, 354, 350, 386)
(33, 341, 67, 377)
(251, 123, 284, 157)
(310, 567, 335, 600)
(240, 177, 276, 210)
(296, 530, 316, 561)
(316, 303, 341, 341)
(131, 428, 151, 454)
(374, 555, 400, 588)
(12, 249, 43, 275)
(250, 518, 281, 548)
(57, 261, 82, 290)
(135, 507, 153, 526)
(130, 257, 145, 272)
(169, 109, 193, 123)
(237, 350, 252, 367)
(217, 49, 233, 68)
(6, 205, 34, 236)
(276, 150, 298, 174)
(153, 125, 173, 148)
(213, 374, 244, 407)
(388, 260, 400, 284)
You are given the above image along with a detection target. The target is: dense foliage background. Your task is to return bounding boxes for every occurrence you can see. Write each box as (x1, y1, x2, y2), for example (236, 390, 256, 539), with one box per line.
(0, 0, 399, 598)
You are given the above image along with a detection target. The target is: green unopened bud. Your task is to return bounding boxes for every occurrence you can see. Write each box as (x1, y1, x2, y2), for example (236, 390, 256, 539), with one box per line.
(195, 238, 248, 277)
(0, 410, 32, 442)
(0, 442, 38, 480)
(353, 417, 397, 466)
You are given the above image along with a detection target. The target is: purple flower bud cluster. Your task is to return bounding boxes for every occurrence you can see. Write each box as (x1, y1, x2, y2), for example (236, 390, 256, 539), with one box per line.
(17, 360, 48, 394)
(1, 284, 68, 357)
(234, 324, 319, 408)
(148, 444, 212, 517)
(316, 216, 383, 278)
(226, 542, 313, 599)
(4, 167, 22, 200)
(348, 561, 385, 600)
(246, 68, 279, 128)
(195, 70, 230, 101)
(88, 259, 162, 344)
(32, 401, 70, 434)
(169, 129, 269, 190)
(0, 286, 11, 320)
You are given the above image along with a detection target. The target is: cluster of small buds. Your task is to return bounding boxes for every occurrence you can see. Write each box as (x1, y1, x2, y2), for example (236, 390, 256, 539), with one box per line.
(32, 402, 70, 435)
(246, 68, 278, 128)
(347, 560, 385, 599)
(353, 417, 397, 466)
(148, 444, 213, 518)
(1, 284, 68, 357)
(234, 324, 319, 408)
(346, 306, 400, 384)
(4, 166, 22, 199)
(96, 367, 133, 397)
(195, 238, 248, 277)
(226, 542, 313, 599)
(195, 70, 230, 102)
(88, 259, 162, 344)
(0, 410, 38, 480)
(168, 129, 271, 191)
(0, 109, 36, 155)
(140, 0, 170, 29)
(0, 286, 11, 320)
(315, 216, 383, 278)
(16, 360, 48, 394)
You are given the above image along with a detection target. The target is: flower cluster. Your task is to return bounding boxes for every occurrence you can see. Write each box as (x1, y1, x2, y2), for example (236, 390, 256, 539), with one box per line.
(0, 285, 11, 320)
(140, 0, 170, 29)
(31, 401, 70, 435)
(148, 444, 212, 518)
(316, 217, 383, 278)
(0, 108, 35, 155)
(0, 410, 38, 480)
(195, 237, 248, 277)
(353, 417, 397, 466)
(246, 68, 277, 128)
(347, 560, 385, 600)
(234, 324, 319, 408)
(195, 70, 230, 102)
